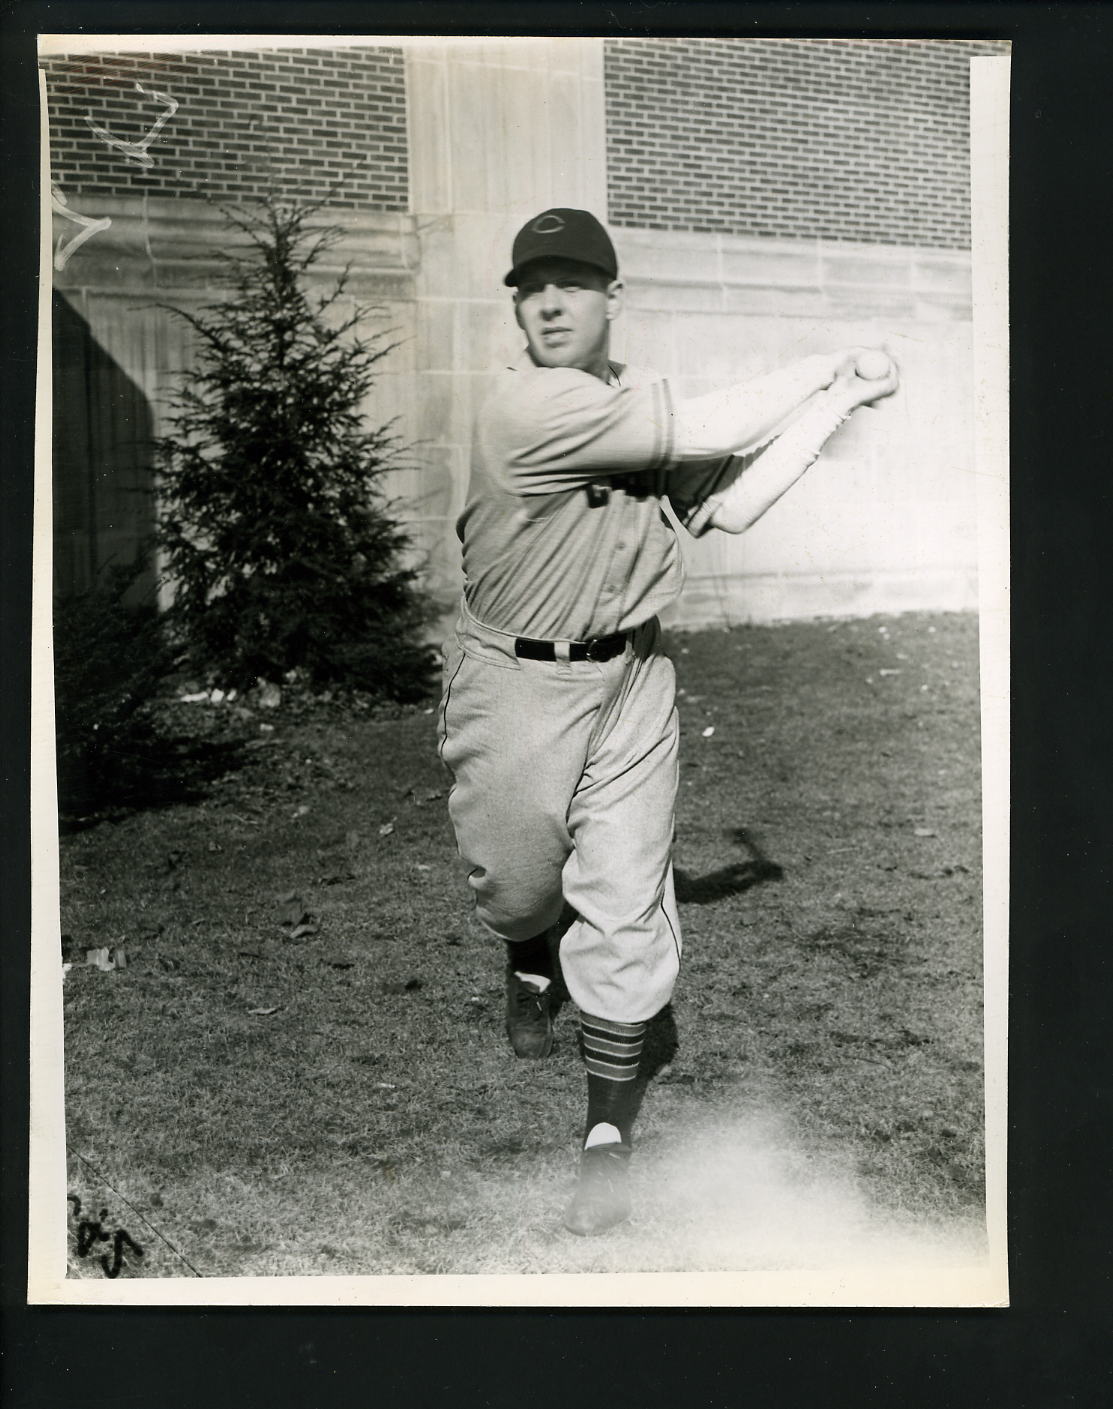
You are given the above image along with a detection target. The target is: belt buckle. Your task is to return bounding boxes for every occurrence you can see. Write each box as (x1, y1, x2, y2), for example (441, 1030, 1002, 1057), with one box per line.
(585, 636, 609, 662)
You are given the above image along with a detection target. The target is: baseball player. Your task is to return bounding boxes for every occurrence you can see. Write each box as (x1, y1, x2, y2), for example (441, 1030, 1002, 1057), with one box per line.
(437, 208, 898, 1236)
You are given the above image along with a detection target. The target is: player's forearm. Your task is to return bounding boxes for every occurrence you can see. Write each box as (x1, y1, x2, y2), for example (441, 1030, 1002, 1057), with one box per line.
(696, 392, 851, 535)
(672, 356, 833, 460)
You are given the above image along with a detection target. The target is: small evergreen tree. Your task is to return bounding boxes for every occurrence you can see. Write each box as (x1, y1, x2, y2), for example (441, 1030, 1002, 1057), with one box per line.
(155, 198, 436, 700)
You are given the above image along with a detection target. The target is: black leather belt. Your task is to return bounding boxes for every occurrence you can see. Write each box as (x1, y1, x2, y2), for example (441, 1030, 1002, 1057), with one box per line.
(514, 631, 627, 663)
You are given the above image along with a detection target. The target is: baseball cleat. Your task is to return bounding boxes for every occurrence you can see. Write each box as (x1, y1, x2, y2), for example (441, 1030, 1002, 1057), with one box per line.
(563, 1142, 632, 1235)
(505, 971, 554, 1058)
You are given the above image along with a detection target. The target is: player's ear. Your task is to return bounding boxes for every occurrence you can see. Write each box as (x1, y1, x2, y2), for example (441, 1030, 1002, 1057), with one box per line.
(605, 279, 624, 322)
(512, 293, 525, 330)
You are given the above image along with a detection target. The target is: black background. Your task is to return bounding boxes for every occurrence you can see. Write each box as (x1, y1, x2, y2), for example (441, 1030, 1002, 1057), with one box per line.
(3, 4, 1110, 1405)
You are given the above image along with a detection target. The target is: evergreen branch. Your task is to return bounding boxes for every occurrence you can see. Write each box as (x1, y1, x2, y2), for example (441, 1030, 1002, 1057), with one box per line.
(150, 196, 436, 698)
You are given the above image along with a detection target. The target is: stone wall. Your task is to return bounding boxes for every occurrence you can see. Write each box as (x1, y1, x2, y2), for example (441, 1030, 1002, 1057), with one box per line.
(613, 227, 978, 626)
(46, 37, 990, 629)
(403, 38, 609, 610)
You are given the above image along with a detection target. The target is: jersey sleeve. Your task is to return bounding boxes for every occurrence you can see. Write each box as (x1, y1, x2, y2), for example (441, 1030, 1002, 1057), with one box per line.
(480, 367, 676, 495)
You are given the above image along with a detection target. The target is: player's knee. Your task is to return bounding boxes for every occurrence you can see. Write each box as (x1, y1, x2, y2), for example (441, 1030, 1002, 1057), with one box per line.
(474, 885, 564, 944)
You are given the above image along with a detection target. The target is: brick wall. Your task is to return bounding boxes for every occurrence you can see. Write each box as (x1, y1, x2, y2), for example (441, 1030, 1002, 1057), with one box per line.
(604, 38, 1009, 248)
(42, 46, 408, 209)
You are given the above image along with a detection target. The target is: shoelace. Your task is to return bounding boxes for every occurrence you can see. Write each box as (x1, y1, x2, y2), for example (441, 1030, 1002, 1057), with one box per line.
(582, 1145, 629, 1176)
(511, 979, 549, 1014)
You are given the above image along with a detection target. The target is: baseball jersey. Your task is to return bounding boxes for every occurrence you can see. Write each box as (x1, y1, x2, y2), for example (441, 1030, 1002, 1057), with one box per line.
(459, 355, 723, 641)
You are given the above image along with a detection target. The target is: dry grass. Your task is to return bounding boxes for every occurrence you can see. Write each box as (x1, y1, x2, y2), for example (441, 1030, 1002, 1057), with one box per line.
(59, 611, 984, 1279)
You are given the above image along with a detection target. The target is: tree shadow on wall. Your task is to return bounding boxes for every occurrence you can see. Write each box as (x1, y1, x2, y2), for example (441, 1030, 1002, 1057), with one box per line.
(52, 295, 251, 829)
(52, 291, 157, 601)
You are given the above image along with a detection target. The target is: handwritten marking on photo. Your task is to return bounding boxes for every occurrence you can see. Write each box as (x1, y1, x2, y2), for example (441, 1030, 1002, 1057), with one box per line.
(84, 81, 179, 168)
(51, 184, 111, 271)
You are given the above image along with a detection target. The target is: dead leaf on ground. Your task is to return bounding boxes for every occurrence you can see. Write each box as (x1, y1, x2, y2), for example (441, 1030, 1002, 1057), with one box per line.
(378, 821, 395, 837)
(913, 827, 937, 838)
(84, 946, 126, 972)
(288, 921, 320, 940)
(280, 898, 310, 927)
(248, 1006, 281, 1017)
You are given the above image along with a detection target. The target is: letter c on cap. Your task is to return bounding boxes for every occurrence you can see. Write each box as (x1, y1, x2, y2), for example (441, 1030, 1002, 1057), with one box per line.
(531, 213, 565, 235)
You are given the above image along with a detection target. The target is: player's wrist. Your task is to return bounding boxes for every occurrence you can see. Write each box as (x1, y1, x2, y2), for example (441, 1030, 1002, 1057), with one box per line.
(828, 395, 861, 421)
(815, 385, 858, 421)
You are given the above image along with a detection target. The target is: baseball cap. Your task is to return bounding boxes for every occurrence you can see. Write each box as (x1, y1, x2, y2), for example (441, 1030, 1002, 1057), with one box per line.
(504, 208, 618, 287)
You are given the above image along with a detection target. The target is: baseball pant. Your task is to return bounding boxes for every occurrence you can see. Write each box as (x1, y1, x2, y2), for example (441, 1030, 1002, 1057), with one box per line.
(437, 598, 682, 1024)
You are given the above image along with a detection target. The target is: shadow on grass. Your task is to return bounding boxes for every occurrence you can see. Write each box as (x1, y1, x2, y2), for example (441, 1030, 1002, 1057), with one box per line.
(675, 826, 785, 904)
(628, 1003, 681, 1133)
(58, 730, 251, 834)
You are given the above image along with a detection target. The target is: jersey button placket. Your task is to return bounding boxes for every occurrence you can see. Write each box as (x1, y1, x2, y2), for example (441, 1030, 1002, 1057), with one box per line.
(607, 542, 629, 602)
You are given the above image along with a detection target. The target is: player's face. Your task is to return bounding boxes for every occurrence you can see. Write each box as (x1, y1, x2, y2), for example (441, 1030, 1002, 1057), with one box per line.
(514, 259, 622, 377)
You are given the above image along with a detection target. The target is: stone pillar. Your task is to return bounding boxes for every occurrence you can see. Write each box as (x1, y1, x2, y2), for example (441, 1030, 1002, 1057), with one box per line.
(403, 38, 608, 614)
